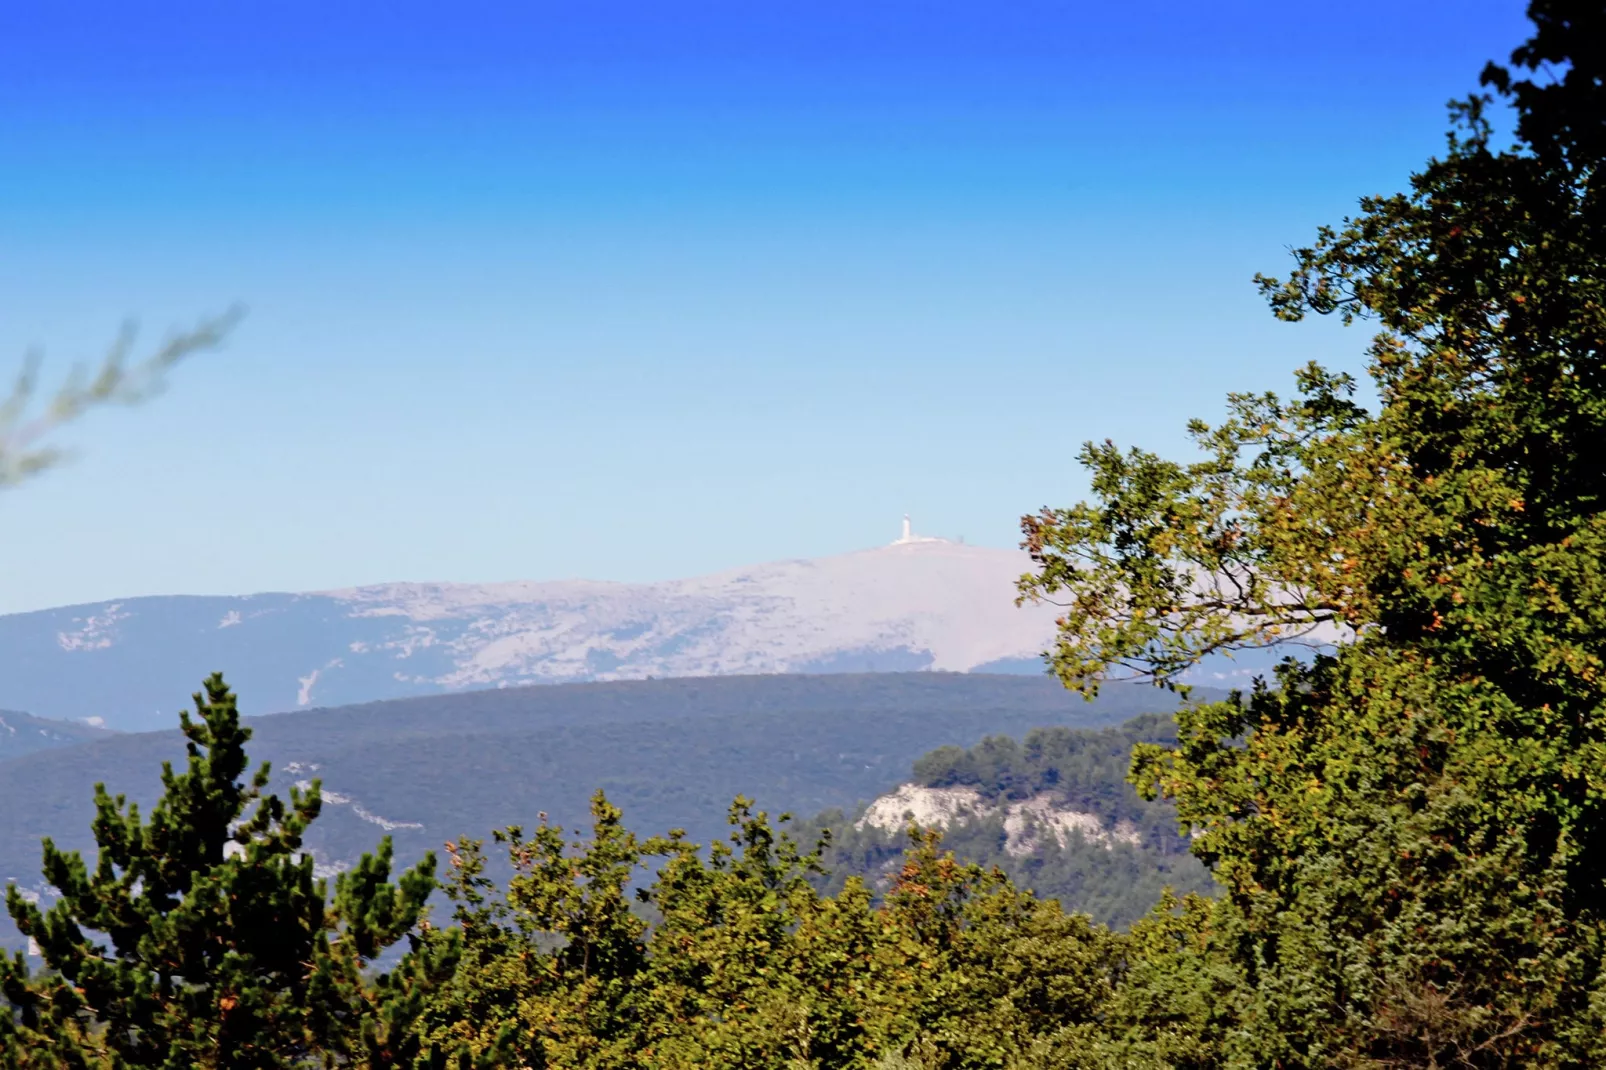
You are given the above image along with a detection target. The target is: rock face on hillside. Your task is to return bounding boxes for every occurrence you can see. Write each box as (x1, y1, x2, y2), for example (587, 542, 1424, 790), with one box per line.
(858, 783, 1142, 856)
(0, 538, 1064, 730)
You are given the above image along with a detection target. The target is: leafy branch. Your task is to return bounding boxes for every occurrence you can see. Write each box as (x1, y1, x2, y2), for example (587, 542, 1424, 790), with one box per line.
(0, 306, 245, 489)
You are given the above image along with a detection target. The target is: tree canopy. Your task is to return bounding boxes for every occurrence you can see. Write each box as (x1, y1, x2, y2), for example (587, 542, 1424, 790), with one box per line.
(1, 675, 435, 1069)
(1018, 2, 1606, 1063)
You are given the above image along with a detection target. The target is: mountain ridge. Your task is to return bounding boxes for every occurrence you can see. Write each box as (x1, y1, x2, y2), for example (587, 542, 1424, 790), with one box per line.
(0, 710, 113, 761)
(0, 538, 1064, 730)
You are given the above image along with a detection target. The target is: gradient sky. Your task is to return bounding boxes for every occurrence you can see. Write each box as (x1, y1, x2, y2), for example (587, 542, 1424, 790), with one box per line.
(0, 0, 1534, 614)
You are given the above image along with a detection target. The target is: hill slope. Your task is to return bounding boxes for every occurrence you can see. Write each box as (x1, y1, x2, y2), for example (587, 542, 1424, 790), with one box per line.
(0, 710, 111, 761)
(0, 539, 1065, 731)
(0, 672, 1206, 947)
(802, 713, 1215, 928)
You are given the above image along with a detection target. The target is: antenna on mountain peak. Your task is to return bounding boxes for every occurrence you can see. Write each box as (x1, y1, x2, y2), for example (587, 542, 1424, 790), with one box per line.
(892, 514, 939, 545)
(891, 515, 949, 547)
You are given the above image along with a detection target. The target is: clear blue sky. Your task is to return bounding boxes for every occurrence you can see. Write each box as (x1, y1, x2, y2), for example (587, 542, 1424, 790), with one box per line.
(1, 0, 1532, 614)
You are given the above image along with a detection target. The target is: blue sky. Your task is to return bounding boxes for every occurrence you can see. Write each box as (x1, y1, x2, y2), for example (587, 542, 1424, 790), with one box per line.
(1, 1, 1533, 613)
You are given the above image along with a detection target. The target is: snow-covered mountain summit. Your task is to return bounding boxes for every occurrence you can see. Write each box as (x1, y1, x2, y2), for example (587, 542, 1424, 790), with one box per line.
(0, 529, 1060, 730)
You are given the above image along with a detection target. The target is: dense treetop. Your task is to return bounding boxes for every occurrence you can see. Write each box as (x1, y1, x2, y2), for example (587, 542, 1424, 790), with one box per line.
(1015, 2, 1606, 1064)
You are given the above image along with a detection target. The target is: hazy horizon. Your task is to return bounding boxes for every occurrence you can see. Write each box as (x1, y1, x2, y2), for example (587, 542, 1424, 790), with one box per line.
(4, 518, 1013, 608)
(2, 1, 1529, 614)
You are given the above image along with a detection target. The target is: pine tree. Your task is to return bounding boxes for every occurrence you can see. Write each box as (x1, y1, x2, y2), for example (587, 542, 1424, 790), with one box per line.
(0, 674, 436, 1069)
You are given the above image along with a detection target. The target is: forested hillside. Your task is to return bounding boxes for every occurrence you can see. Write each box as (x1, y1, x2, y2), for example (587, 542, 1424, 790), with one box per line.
(804, 714, 1215, 927)
(0, 672, 1196, 950)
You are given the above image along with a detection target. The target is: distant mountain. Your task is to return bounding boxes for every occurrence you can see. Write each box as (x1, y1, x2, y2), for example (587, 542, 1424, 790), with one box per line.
(0, 710, 111, 762)
(0, 672, 1209, 949)
(0, 537, 1067, 731)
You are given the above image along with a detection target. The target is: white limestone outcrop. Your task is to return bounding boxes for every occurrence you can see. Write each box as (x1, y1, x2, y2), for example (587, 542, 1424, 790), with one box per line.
(857, 783, 1141, 856)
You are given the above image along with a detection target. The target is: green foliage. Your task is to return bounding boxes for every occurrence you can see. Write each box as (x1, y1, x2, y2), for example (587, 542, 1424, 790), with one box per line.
(402, 800, 1128, 1070)
(0, 311, 241, 489)
(911, 713, 1180, 811)
(1018, 3, 1606, 1064)
(0, 702, 1206, 1070)
(0, 675, 435, 1070)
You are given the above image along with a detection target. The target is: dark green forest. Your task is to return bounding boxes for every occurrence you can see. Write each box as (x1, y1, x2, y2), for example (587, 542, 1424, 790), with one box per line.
(6, 4, 1606, 1066)
(0, 672, 1187, 953)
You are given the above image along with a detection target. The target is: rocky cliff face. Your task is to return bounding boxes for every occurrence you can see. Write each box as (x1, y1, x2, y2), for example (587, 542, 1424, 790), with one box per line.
(858, 783, 1142, 856)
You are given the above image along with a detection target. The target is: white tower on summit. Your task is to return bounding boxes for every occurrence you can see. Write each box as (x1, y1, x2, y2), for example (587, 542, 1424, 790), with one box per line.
(893, 514, 941, 545)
